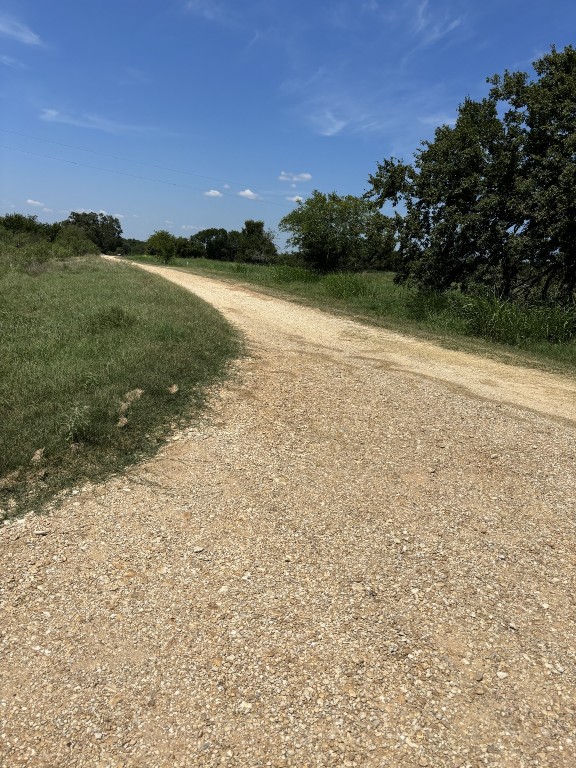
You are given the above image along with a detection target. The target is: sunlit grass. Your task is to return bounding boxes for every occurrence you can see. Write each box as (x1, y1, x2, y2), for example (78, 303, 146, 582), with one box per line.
(0, 256, 241, 519)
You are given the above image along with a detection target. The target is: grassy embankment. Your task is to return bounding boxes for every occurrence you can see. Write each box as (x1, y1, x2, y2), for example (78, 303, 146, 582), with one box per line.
(129, 255, 576, 374)
(0, 256, 241, 520)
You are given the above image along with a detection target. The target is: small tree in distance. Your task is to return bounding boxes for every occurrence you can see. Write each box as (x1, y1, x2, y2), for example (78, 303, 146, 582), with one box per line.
(146, 230, 176, 264)
(237, 220, 278, 264)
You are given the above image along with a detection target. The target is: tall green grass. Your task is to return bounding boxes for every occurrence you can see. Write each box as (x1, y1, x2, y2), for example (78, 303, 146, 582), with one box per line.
(131, 256, 576, 372)
(0, 256, 240, 519)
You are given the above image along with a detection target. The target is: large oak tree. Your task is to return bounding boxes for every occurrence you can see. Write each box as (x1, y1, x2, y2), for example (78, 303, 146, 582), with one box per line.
(367, 45, 576, 303)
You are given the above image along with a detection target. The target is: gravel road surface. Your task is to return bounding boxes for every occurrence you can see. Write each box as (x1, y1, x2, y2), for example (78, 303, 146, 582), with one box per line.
(2, 263, 575, 767)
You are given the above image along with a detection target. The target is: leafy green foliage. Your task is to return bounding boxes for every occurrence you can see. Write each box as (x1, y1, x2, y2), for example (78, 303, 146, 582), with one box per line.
(65, 211, 123, 253)
(367, 45, 576, 304)
(237, 219, 278, 264)
(121, 237, 147, 255)
(146, 229, 177, 263)
(190, 222, 277, 263)
(192, 228, 237, 261)
(279, 190, 395, 272)
(0, 215, 98, 272)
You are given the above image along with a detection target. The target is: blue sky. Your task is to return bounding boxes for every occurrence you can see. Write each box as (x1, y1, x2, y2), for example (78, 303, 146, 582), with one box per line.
(1, 0, 575, 243)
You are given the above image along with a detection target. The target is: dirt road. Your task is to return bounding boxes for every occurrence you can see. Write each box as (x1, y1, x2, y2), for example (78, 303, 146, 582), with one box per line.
(2, 264, 575, 767)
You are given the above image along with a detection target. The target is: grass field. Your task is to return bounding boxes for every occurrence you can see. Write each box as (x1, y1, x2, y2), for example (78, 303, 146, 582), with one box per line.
(130, 255, 576, 375)
(0, 256, 241, 519)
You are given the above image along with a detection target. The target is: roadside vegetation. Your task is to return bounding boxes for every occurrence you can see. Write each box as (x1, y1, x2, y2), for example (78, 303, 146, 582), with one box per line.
(129, 256, 576, 372)
(0, 241, 240, 520)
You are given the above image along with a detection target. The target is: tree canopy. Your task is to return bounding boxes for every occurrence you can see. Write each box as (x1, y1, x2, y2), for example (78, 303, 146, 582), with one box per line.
(279, 190, 395, 272)
(146, 230, 176, 263)
(367, 45, 576, 303)
(238, 220, 277, 264)
(65, 212, 123, 254)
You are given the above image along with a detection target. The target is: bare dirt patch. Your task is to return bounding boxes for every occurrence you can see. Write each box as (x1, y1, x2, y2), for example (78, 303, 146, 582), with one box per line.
(2, 263, 575, 767)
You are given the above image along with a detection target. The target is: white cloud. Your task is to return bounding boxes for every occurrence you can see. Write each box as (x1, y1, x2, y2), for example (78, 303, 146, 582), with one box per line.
(415, 0, 429, 33)
(113, 213, 125, 219)
(164, 220, 173, 224)
(26, 199, 44, 207)
(223, 183, 230, 189)
(0, 16, 41, 45)
(40, 108, 149, 134)
(238, 189, 260, 200)
(286, 196, 303, 203)
(204, 189, 223, 197)
(42, 207, 53, 213)
(279, 171, 312, 183)
(181, 225, 197, 231)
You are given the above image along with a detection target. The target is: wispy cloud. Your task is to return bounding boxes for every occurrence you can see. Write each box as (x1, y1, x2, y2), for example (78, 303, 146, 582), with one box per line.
(238, 188, 260, 200)
(39, 108, 151, 134)
(185, 0, 233, 25)
(279, 171, 312, 183)
(282, 67, 366, 137)
(26, 199, 44, 207)
(411, 0, 461, 45)
(204, 189, 223, 197)
(419, 111, 456, 127)
(0, 54, 24, 68)
(181, 225, 197, 230)
(286, 195, 303, 203)
(310, 110, 349, 137)
(0, 16, 41, 45)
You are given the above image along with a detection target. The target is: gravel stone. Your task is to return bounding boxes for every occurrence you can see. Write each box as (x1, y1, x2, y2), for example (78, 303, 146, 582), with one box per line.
(1, 265, 575, 767)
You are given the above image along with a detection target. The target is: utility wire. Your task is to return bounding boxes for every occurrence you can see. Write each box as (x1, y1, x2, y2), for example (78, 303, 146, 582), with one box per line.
(0, 128, 291, 202)
(0, 143, 287, 208)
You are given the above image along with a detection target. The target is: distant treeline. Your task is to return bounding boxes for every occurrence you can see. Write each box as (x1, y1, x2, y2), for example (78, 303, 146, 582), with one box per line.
(0, 211, 124, 271)
(145, 220, 278, 266)
(145, 200, 397, 273)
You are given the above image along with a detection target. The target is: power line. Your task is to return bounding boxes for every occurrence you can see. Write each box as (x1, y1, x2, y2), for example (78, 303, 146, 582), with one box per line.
(0, 128, 289, 202)
(0, 143, 287, 208)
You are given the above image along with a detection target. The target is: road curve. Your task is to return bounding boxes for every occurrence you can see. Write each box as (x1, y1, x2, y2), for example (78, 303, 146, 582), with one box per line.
(1, 261, 575, 768)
